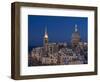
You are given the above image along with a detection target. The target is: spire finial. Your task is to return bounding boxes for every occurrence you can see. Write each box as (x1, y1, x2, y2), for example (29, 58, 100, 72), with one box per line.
(75, 24, 78, 32)
(45, 25, 47, 34)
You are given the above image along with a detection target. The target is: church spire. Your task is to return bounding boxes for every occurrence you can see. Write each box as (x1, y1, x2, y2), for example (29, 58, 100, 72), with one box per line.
(75, 24, 78, 32)
(44, 26, 48, 38)
(44, 25, 49, 52)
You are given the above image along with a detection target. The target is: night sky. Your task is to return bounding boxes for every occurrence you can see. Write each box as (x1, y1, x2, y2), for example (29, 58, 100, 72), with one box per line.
(28, 15, 88, 50)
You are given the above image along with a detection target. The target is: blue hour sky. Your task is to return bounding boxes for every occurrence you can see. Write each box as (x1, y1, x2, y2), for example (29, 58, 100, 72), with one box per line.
(28, 15, 88, 48)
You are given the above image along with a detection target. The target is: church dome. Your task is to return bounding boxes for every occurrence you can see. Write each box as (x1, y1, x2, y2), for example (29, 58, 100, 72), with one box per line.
(72, 24, 80, 39)
(72, 31, 80, 39)
(71, 24, 80, 47)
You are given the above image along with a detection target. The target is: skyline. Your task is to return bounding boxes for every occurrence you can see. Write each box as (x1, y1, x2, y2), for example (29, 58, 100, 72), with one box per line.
(28, 15, 88, 50)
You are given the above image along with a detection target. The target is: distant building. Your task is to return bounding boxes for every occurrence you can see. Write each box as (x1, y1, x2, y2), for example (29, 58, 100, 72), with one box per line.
(71, 24, 80, 48)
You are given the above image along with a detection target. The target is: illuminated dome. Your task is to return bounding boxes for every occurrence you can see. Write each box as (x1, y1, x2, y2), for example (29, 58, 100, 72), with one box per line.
(72, 31, 80, 39)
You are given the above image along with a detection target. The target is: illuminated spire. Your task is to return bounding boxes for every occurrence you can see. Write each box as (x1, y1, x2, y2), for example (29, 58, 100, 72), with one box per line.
(44, 26, 48, 38)
(75, 24, 78, 32)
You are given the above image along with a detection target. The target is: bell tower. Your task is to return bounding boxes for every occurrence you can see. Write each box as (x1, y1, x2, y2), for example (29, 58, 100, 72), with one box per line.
(44, 26, 49, 54)
(44, 26, 48, 44)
